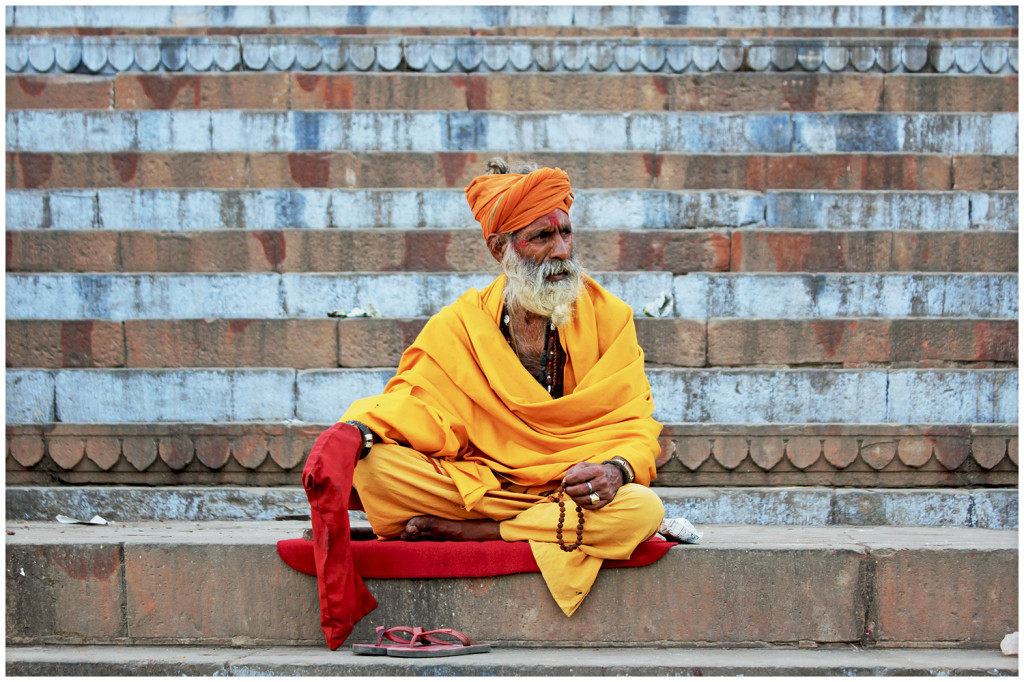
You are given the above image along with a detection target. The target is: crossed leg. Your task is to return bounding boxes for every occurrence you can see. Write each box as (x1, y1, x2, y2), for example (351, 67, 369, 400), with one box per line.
(353, 443, 663, 558)
(352, 442, 665, 616)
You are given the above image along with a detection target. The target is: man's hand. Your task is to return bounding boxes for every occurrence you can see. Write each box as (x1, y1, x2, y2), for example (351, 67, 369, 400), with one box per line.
(563, 461, 624, 510)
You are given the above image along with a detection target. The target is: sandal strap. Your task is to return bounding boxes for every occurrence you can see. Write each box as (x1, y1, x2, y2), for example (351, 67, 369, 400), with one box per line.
(374, 625, 419, 646)
(409, 628, 472, 647)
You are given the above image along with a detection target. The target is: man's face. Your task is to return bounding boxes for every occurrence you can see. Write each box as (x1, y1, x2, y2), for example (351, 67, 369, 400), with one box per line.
(500, 208, 584, 326)
(508, 209, 573, 278)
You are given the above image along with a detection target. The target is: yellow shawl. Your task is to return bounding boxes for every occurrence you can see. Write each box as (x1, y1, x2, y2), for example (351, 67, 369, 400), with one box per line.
(341, 274, 661, 509)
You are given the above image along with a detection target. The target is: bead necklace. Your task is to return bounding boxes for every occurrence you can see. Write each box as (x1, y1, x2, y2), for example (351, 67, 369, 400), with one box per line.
(500, 309, 564, 397)
(501, 308, 577, 549)
(548, 482, 585, 552)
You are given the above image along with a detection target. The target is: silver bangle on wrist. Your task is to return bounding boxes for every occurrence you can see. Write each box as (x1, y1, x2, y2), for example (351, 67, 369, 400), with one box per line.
(344, 420, 375, 458)
(602, 456, 635, 485)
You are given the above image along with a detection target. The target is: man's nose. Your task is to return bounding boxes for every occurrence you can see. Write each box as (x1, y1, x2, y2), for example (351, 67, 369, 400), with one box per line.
(548, 232, 571, 260)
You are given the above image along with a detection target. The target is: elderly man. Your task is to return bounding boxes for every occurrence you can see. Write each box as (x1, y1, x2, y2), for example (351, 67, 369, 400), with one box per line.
(339, 160, 665, 617)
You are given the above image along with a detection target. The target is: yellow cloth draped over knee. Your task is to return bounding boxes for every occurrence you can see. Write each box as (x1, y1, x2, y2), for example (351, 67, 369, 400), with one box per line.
(341, 274, 661, 511)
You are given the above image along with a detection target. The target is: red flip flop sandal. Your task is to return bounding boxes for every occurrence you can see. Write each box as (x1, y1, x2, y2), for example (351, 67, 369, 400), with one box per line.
(385, 627, 491, 658)
(352, 625, 418, 655)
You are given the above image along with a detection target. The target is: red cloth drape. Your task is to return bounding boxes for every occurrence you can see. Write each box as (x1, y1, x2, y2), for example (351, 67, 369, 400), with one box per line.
(301, 422, 378, 650)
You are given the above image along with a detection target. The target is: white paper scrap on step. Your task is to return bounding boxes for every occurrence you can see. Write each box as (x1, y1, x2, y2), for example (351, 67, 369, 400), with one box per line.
(55, 514, 110, 525)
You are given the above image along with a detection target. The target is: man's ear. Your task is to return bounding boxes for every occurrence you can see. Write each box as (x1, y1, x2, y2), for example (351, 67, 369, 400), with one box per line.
(485, 233, 506, 263)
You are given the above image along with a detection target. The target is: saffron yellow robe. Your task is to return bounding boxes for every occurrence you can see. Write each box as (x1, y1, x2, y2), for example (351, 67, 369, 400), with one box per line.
(342, 274, 663, 614)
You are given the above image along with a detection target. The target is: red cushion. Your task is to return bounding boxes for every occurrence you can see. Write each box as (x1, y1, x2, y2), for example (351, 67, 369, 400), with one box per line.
(278, 536, 676, 579)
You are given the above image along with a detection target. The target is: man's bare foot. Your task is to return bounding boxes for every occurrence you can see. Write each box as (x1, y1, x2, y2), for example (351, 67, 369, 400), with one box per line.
(400, 516, 501, 541)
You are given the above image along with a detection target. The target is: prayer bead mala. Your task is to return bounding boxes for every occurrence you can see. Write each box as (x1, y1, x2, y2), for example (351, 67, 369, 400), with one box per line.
(541, 321, 562, 395)
(548, 482, 585, 552)
(500, 312, 564, 397)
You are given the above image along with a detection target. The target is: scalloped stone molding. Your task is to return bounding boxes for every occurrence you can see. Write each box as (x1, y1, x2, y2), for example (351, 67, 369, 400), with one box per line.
(6, 37, 1019, 75)
(6, 422, 1017, 487)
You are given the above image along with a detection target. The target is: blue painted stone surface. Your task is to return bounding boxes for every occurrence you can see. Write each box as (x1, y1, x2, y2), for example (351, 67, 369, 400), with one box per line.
(296, 369, 396, 423)
(830, 489, 1020, 529)
(6, 368, 1016, 424)
(765, 192, 998, 231)
(8, 112, 1018, 154)
(6, 272, 675, 320)
(887, 370, 1018, 423)
(647, 368, 891, 423)
(4, 486, 314, 523)
(972, 490, 1020, 530)
(281, 272, 495, 319)
(4, 486, 1017, 528)
(6, 189, 773, 231)
(9, 190, 1014, 232)
(661, 488, 834, 526)
(969, 192, 1019, 231)
(673, 273, 1018, 319)
(6, 272, 1016, 320)
(53, 369, 296, 422)
(6, 370, 55, 423)
(6, 274, 283, 320)
(8, 5, 1015, 28)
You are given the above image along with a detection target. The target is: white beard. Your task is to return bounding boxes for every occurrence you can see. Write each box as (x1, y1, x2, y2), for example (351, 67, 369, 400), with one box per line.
(501, 247, 585, 328)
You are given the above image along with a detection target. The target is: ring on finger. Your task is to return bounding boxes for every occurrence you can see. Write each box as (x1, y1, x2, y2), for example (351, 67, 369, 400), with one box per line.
(588, 491, 600, 505)
(586, 481, 594, 494)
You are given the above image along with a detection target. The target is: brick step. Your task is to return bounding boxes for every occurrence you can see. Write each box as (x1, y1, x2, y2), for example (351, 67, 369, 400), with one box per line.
(7, 367, 1017, 425)
(6, 34, 1019, 76)
(7, 422, 1015, 488)
(5, 520, 1017, 647)
(7, 228, 1017, 275)
(7, 111, 1017, 155)
(8, 72, 1019, 114)
(7, 317, 1017, 371)
(6, 485, 1017, 529)
(5, 645, 1018, 677)
(6, 272, 1016, 320)
(6, 5, 1017, 32)
(8, 190, 1017, 231)
(6, 152, 1019, 192)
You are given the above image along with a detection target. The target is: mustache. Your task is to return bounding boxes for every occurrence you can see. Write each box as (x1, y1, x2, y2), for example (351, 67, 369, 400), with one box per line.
(518, 253, 580, 279)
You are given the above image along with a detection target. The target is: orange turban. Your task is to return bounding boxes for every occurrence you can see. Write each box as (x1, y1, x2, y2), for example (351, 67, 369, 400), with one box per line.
(465, 167, 574, 238)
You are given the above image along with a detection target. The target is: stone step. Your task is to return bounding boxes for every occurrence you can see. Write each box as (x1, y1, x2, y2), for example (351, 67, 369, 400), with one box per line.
(6, 36, 1020, 76)
(6, 272, 1016, 320)
(674, 272, 1018, 319)
(6, 190, 1018, 232)
(5, 485, 1017, 529)
(6, 367, 1018, 425)
(7, 72, 1019, 114)
(7, 317, 1016, 370)
(5, 645, 1018, 677)
(9, 25, 1021, 39)
(6, 5, 1017, 31)
(7, 421, 1015, 488)
(7, 228, 1019, 275)
(7, 152, 1016, 192)
(4, 520, 1017, 647)
(7, 111, 1018, 155)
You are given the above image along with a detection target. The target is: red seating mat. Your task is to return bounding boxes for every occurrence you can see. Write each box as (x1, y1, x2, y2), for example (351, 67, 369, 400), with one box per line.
(278, 536, 675, 579)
